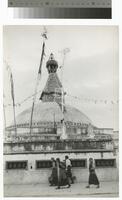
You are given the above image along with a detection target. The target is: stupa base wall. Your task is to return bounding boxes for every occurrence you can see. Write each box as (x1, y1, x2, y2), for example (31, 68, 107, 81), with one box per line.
(4, 151, 118, 185)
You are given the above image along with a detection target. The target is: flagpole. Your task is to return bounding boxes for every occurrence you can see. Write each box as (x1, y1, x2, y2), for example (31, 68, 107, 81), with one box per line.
(60, 48, 70, 139)
(3, 93, 6, 130)
(29, 30, 47, 135)
(3, 104, 6, 130)
(5, 63, 17, 136)
(13, 99, 17, 136)
(10, 72, 17, 136)
(29, 78, 40, 135)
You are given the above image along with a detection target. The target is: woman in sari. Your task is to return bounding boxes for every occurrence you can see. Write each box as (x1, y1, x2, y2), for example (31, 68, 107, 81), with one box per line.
(86, 158, 100, 188)
(49, 158, 57, 186)
(56, 158, 70, 189)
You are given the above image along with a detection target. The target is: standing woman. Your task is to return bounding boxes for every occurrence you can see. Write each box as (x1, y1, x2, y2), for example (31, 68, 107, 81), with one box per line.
(86, 158, 100, 188)
(56, 158, 61, 189)
(49, 158, 57, 186)
(56, 158, 70, 189)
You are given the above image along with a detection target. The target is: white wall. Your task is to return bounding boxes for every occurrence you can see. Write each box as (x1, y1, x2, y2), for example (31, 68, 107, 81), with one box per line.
(4, 151, 119, 184)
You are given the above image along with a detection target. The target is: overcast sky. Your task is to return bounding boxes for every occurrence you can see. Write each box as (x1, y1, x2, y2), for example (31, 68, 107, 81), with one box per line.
(3, 26, 119, 130)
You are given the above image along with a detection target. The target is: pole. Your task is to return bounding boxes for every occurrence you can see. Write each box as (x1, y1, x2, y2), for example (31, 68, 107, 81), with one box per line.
(13, 100, 17, 135)
(29, 78, 40, 135)
(53, 112, 57, 134)
(11, 72, 17, 136)
(59, 48, 70, 139)
(5, 63, 17, 136)
(61, 55, 65, 113)
(29, 29, 47, 135)
(60, 48, 70, 113)
(3, 104, 6, 130)
(3, 93, 6, 130)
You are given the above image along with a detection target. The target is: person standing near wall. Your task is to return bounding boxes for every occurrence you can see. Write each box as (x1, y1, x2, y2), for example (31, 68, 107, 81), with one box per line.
(86, 158, 100, 188)
(56, 158, 70, 189)
(49, 158, 57, 186)
(65, 155, 74, 184)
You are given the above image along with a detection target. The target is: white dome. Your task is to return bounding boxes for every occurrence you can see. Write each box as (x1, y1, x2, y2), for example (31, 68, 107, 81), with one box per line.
(15, 102, 92, 126)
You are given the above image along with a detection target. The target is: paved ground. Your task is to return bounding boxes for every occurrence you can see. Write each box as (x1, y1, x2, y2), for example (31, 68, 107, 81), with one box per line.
(4, 181, 119, 197)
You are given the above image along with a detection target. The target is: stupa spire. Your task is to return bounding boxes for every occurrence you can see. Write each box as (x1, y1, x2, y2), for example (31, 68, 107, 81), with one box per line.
(46, 53, 58, 74)
(40, 53, 63, 105)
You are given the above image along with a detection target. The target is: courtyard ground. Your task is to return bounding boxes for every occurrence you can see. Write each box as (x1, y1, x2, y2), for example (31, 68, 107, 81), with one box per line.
(4, 181, 119, 197)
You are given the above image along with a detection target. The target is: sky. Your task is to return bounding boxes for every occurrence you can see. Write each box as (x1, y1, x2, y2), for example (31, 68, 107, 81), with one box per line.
(3, 25, 119, 130)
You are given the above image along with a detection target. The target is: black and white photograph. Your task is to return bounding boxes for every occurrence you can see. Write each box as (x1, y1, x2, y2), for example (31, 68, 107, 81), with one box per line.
(3, 25, 119, 197)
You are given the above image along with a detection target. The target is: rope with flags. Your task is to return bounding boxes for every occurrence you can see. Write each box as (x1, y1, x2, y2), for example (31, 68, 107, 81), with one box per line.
(29, 29, 47, 134)
(3, 89, 119, 109)
(66, 93, 119, 105)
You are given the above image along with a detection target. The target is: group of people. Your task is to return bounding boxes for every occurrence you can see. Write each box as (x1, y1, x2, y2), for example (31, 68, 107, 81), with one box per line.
(49, 156, 100, 189)
(49, 156, 74, 189)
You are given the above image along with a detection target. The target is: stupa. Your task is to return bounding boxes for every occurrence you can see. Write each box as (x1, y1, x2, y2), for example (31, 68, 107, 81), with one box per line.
(4, 53, 118, 186)
(6, 53, 94, 140)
